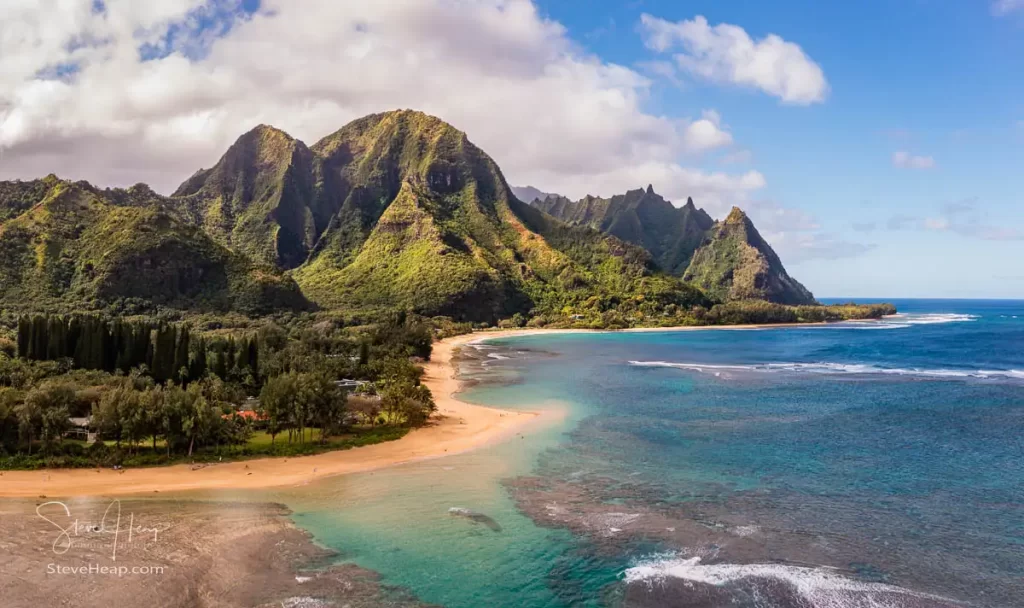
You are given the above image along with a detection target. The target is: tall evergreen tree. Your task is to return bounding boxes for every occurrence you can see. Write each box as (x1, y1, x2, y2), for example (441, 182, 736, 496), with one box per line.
(247, 336, 259, 380)
(190, 337, 208, 381)
(32, 315, 47, 361)
(225, 337, 237, 376)
(174, 326, 191, 385)
(17, 316, 30, 359)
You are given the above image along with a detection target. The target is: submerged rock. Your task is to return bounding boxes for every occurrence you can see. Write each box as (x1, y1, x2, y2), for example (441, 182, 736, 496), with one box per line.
(448, 507, 502, 532)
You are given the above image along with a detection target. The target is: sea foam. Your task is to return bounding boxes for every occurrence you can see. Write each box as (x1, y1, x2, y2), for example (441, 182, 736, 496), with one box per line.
(623, 556, 958, 608)
(882, 313, 978, 325)
(826, 313, 978, 330)
(628, 360, 1024, 381)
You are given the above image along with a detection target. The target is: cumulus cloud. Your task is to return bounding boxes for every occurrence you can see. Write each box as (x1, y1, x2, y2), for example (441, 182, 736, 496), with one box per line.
(0, 0, 767, 212)
(639, 14, 828, 105)
(681, 109, 733, 153)
(892, 151, 935, 170)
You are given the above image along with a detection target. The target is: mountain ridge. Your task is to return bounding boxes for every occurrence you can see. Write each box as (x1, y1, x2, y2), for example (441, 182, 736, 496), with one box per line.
(684, 207, 815, 305)
(0, 109, 824, 321)
(0, 175, 307, 314)
(532, 187, 815, 305)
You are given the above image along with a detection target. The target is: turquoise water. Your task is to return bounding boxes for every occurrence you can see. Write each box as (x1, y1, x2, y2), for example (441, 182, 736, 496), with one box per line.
(276, 300, 1024, 607)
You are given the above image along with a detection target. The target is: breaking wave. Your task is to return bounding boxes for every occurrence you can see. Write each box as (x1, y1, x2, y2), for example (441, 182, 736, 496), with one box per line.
(880, 313, 978, 325)
(828, 313, 978, 331)
(623, 556, 959, 608)
(628, 360, 1024, 381)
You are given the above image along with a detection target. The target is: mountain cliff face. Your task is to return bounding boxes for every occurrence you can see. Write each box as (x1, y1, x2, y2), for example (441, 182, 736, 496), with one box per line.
(684, 208, 815, 305)
(172, 125, 318, 268)
(166, 110, 709, 321)
(531, 187, 815, 305)
(0, 176, 307, 313)
(0, 110, 814, 318)
(534, 186, 714, 275)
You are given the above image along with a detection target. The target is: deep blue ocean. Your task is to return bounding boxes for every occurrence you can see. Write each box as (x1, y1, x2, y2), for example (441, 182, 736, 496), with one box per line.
(284, 299, 1024, 608)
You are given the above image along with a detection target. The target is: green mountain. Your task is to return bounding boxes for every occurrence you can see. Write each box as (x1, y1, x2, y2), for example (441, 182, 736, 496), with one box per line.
(531, 186, 816, 306)
(162, 110, 709, 321)
(534, 186, 714, 275)
(0, 176, 307, 313)
(290, 111, 709, 320)
(1, 110, 822, 321)
(172, 125, 318, 269)
(684, 207, 815, 305)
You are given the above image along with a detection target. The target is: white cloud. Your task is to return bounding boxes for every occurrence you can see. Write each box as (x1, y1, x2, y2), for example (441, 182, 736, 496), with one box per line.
(639, 14, 828, 105)
(0, 0, 765, 212)
(892, 150, 935, 170)
(681, 109, 732, 153)
(992, 0, 1024, 16)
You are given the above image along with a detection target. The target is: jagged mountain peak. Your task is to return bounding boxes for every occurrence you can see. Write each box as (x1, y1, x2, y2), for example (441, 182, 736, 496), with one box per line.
(684, 206, 815, 305)
(511, 185, 560, 204)
(533, 189, 716, 276)
(312, 109, 469, 160)
(724, 206, 750, 225)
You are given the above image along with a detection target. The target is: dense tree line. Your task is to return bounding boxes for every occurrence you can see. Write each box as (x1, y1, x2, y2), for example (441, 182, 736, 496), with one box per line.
(16, 315, 258, 384)
(0, 312, 438, 468)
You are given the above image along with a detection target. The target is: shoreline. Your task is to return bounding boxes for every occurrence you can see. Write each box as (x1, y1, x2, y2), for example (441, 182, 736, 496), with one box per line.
(0, 332, 550, 498)
(0, 320, 850, 497)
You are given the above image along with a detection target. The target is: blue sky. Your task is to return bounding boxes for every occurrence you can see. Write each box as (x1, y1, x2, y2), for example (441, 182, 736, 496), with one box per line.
(537, 0, 1024, 298)
(1, 0, 1021, 299)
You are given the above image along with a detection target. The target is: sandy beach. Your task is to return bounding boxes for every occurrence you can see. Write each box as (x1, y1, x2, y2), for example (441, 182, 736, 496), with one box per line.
(0, 332, 552, 498)
(0, 322, 827, 498)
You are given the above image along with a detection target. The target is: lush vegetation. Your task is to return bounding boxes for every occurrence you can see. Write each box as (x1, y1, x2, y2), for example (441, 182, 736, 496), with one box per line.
(683, 207, 816, 306)
(534, 186, 714, 276)
(0, 110, 845, 325)
(514, 299, 896, 330)
(534, 189, 817, 306)
(0, 312, 438, 469)
(0, 110, 898, 471)
(0, 176, 307, 315)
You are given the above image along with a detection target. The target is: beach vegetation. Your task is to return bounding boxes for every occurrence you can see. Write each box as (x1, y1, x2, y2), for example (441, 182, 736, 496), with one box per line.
(0, 311, 436, 469)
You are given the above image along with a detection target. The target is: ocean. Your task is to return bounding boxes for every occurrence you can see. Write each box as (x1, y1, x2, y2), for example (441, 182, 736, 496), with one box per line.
(272, 299, 1024, 607)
